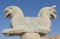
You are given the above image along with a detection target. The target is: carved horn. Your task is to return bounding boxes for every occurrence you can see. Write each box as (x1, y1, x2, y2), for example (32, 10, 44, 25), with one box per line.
(51, 5, 56, 8)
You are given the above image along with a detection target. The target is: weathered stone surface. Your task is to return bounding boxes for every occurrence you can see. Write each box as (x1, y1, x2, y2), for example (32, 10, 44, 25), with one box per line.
(3, 5, 56, 36)
(22, 33, 41, 39)
(2, 5, 57, 39)
(41, 34, 60, 39)
(22, 34, 60, 39)
(41, 36, 48, 39)
(12, 17, 50, 33)
(49, 34, 60, 39)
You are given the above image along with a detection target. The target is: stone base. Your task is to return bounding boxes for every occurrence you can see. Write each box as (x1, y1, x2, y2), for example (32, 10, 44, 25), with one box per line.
(22, 33, 41, 39)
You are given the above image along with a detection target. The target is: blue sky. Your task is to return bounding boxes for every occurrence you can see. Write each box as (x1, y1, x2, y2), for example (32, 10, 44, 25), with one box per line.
(0, 0, 60, 39)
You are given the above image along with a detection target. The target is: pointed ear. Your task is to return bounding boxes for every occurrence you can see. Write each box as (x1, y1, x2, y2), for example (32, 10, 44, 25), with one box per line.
(17, 7, 24, 17)
(38, 11, 40, 17)
(51, 5, 56, 9)
(38, 9, 42, 17)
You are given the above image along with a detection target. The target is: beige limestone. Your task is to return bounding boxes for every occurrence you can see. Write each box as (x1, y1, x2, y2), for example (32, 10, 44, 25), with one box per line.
(3, 5, 56, 35)
(41, 34, 60, 39)
(2, 5, 57, 39)
(49, 34, 60, 39)
(22, 33, 41, 39)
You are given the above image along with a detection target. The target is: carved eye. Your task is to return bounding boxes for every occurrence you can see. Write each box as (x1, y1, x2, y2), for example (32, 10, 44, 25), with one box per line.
(5, 10, 9, 13)
(54, 11, 56, 14)
(50, 9, 52, 10)
(10, 8, 12, 9)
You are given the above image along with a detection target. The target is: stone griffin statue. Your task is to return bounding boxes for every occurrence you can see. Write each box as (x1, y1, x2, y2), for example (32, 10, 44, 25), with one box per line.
(3, 5, 57, 39)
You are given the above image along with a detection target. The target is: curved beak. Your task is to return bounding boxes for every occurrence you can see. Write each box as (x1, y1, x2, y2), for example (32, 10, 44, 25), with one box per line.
(50, 14, 56, 20)
(5, 13, 12, 19)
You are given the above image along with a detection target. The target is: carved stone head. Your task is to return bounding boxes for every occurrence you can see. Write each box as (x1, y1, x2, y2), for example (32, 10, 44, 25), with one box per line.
(50, 5, 57, 20)
(4, 6, 24, 19)
(38, 5, 57, 20)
